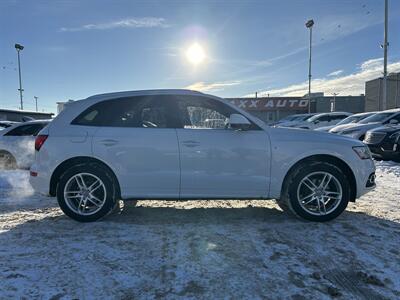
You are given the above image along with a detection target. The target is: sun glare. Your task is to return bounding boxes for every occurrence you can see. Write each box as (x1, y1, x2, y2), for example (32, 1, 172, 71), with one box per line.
(185, 43, 206, 65)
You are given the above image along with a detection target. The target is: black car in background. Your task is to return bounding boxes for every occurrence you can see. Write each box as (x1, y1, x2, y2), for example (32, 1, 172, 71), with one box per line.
(363, 125, 400, 162)
(0, 121, 19, 130)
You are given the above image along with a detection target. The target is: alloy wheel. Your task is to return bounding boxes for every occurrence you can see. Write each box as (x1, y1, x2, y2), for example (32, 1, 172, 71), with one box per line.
(64, 173, 107, 216)
(296, 171, 343, 216)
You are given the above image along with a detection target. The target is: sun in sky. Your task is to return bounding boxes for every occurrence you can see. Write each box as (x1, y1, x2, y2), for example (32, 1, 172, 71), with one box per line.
(185, 43, 206, 65)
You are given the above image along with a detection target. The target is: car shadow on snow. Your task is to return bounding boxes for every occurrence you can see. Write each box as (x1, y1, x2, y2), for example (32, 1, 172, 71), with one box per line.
(0, 201, 399, 299)
(108, 201, 288, 225)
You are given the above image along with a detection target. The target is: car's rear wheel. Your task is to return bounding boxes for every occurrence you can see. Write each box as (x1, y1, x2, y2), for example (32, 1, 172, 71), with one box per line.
(0, 152, 17, 170)
(56, 164, 117, 222)
(279, 161, 350, 222)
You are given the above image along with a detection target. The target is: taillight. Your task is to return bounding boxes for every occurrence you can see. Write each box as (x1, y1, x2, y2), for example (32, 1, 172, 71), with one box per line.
(35, 135, 48, 151)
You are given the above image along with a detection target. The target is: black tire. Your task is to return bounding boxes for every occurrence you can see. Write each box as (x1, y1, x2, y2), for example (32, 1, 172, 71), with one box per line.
(280, 161, 350, 222)
(275, 199, 289, 212)
(56, 163, 118, 222)
(124, 200, 138, 207)
(0, 152, 17, 170)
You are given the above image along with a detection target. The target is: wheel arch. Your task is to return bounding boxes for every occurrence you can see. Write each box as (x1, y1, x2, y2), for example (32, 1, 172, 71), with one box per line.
(0, 149, 15, 158)
(281, 154, 357, 202)
(0, 149, 17, 167)
(49, 156, 121, 198)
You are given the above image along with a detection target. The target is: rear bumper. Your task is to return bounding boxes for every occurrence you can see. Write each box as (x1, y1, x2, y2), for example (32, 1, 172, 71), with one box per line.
(29, 163, 51, 196)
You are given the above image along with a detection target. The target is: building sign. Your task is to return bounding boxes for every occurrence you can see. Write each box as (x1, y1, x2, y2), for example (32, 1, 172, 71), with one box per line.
(228, 98, 309, 111)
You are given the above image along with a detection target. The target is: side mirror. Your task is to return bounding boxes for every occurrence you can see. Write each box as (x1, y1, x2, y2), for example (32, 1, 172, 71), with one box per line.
(229, 114, 251, 130)
(389, 119, 399, 125)
(313, 120, 320, 124)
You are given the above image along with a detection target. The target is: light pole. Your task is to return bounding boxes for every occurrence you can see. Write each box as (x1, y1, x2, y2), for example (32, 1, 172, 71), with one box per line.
(382, 0, 389, 111)
(331, 93, 339, 112)
(15, 43, 24, 110)
(34, 96, 38, 112)
(305, 19, 314, 113)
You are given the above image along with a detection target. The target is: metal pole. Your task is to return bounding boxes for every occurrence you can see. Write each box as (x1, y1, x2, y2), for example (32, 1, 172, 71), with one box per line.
(378, 79, 382, 110)
(34, 96, 38, 112)
(333, 94, 335, 112)
(308, 26, 313, 113)
(397, 74, 399, 107)
(332, 93, 338, 112)
(16, 49, 23, 110)
(382, 0, 388, 110)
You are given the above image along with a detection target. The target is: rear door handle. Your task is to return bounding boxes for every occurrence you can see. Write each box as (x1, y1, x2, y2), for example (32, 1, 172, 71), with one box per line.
(182, 140, 200, 148)
(100, 139, 119, 146)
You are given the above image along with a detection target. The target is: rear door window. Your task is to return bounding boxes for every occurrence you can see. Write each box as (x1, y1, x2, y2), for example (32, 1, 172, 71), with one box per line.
(72, 98, 138, 127)
(72, 96, 175, 128)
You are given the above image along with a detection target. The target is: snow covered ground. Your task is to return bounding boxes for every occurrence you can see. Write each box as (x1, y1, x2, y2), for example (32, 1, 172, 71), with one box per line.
(0, 161, 399, 299)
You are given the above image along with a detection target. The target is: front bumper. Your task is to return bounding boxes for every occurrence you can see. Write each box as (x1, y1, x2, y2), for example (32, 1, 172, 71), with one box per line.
(366, 172, 376, 188)
(354, 158, 376, 198)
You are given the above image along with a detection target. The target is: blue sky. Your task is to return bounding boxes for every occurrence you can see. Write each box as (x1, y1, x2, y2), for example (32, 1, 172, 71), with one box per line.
(1, 0, 400, 113)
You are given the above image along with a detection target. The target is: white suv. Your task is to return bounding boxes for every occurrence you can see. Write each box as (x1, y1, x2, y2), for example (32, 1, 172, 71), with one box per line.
(283, 112, 352, 130)
(30, 90, 375, 222)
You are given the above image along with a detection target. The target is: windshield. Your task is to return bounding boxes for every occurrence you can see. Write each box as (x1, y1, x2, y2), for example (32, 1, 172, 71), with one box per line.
(336, 114, 372, 125)
(306, 114, 325, 123)
(280, 115, 308, 122)
(279, 115, 300, 122)
(358, 112, 394, 124)
(300, 115, 314, 121)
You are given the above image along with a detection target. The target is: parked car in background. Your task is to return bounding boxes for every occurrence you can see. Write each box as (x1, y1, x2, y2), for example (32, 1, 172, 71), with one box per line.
(363, 125, 400, 162)
(272, 113, 316, 127)
(316, 112, 376, 132)
(0, 120, 50, 169)
(330, 109, 400, 140)
(0, 121, 19, 130)
(30, 90, 375, 223)
(286, 112, 352, 130)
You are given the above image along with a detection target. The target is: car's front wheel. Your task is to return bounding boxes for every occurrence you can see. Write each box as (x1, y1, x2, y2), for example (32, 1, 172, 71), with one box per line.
(279, 161, 350, 222)
(56, 164, 117, 222)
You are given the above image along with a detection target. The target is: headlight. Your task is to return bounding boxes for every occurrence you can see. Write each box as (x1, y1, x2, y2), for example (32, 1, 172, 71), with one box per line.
(353, 146, 372, 159)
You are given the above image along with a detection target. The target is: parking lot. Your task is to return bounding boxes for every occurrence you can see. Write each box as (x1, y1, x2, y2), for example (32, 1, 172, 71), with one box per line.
(0, 161, 398, 299)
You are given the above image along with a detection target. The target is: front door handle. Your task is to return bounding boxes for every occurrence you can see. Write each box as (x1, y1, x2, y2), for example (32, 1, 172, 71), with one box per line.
(182, 140, 200, 147)
(100, 139, 119, 146)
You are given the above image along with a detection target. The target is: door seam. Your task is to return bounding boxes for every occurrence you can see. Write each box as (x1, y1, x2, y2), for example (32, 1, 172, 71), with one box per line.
(174, 128, 182, 199)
